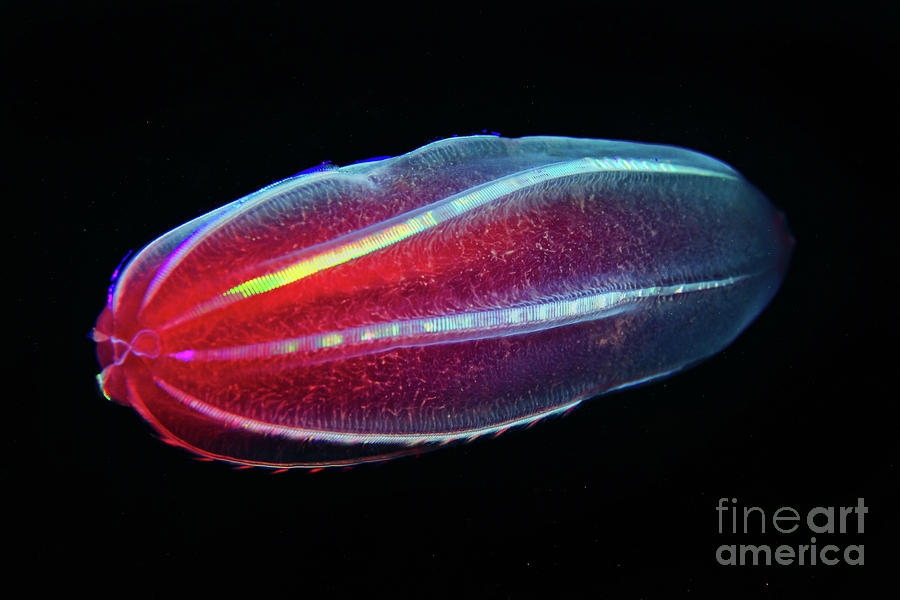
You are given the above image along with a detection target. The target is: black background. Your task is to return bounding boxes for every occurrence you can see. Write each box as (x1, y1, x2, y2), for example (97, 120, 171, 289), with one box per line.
(7, 1, 897, 596)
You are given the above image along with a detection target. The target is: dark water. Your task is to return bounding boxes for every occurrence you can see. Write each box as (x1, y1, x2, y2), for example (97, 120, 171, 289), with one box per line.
(7, 2, 895, 595)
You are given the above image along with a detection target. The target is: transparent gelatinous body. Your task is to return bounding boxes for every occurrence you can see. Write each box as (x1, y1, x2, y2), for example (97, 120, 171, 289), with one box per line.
(93, 136, 793, 468)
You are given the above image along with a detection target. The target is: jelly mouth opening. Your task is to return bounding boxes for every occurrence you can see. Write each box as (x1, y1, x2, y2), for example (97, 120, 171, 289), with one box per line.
(95, 328, 162, 366)
(93, 328, 161, 404)
(130, 329, 161, 359)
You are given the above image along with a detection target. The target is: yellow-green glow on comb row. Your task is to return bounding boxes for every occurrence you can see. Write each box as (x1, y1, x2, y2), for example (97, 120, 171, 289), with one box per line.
(221, 157, 736, 300)
(171, 274, 749, 364)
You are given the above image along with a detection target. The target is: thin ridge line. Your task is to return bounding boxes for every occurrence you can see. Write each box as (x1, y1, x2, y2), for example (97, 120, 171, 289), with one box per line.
(169, 274, 748, 363)
(159, 156, 736, 331)
(135, 168, 353, 318)
(153, 376, 585, 445)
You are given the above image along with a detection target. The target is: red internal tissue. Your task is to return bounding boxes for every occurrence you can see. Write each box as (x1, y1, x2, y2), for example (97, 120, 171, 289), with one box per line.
(94, 136, 791, 468)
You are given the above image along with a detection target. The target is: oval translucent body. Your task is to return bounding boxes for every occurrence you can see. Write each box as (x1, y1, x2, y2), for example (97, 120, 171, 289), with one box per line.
(93, 135, 793, 468)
